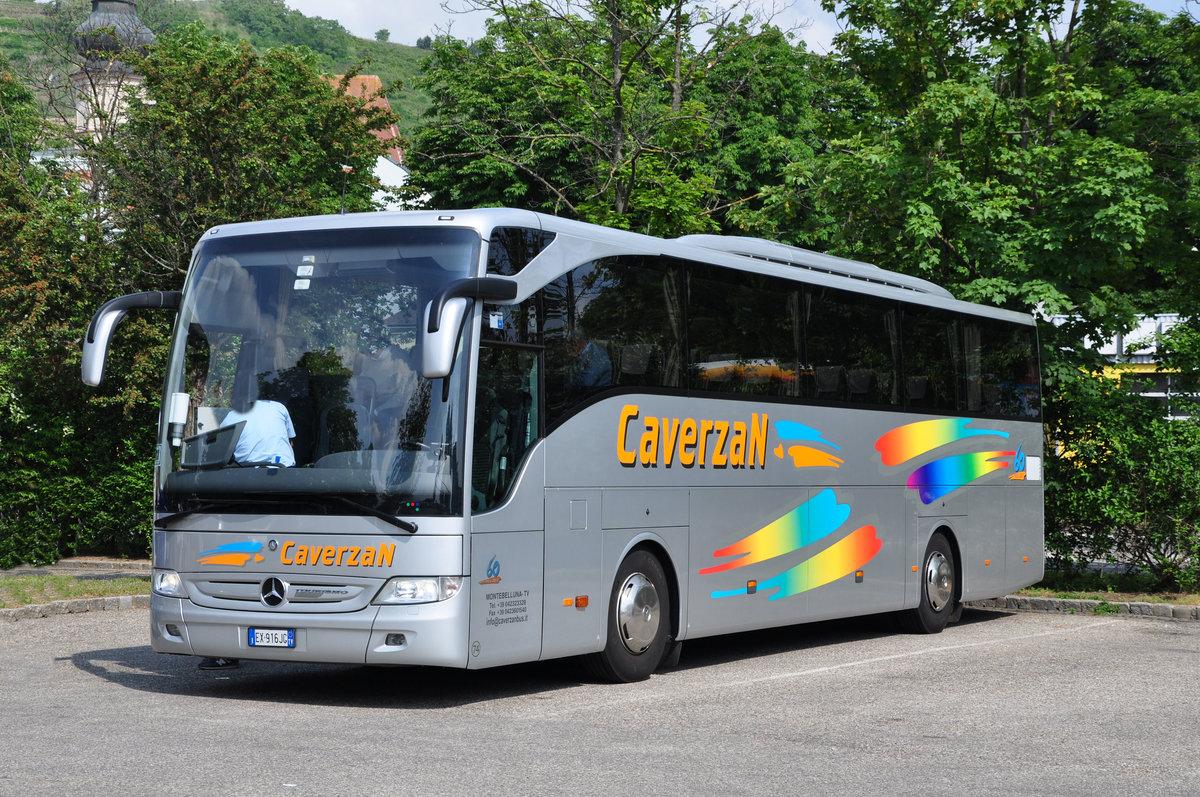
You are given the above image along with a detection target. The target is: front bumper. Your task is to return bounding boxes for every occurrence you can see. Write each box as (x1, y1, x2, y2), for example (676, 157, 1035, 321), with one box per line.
(151, 591, 471, 668)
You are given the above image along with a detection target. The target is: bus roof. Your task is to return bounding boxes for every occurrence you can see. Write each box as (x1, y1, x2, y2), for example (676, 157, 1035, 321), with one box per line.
(672, 235, 954, 299)
(196, 208, 1030, 325)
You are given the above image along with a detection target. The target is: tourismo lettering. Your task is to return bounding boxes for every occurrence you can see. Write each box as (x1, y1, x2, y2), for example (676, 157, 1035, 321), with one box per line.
(617, 404, 768, 469)
(279, 542, 396, 567)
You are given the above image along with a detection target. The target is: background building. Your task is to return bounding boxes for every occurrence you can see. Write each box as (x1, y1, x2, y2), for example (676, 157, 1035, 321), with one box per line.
(71, 0, 156, 138)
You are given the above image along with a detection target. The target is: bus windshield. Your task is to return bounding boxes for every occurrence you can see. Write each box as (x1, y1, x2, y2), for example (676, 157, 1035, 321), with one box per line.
(158, 226, 479, 519)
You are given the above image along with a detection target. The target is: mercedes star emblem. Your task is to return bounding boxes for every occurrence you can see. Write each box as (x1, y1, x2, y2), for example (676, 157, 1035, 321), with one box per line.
(260, 577, 287, 607)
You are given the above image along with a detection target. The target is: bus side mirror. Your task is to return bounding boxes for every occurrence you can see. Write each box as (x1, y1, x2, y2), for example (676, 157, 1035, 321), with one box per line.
(422, 297, 469, 379)
(82, 291, 182, 386)
(421, 277, 519, 379)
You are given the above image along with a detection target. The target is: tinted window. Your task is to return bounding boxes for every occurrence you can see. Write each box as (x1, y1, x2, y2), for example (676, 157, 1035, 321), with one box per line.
(486, 227, 556, 276)
(901, 307, 1040, 418)
(688, 265, 801, 398)
(975, 317, 1040, 418)
(480, 248, 1039, 424)
(480, 296, 540, 345)
(473, 345, 539, 510)
(543, 257, 683, 426)
(804, 287, 900, 406)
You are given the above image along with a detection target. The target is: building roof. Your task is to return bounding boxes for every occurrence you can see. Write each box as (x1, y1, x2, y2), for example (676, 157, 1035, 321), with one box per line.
(328, 74, 403, 164)
(1051, 313, 1183, 364)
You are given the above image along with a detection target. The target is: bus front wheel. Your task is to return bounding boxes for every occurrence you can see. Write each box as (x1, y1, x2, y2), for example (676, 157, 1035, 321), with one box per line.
(586, 550, 672, 683)
(898, 532, 956, 634)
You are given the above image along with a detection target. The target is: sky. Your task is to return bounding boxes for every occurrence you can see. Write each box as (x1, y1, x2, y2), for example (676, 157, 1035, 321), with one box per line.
(284, 0, 1196, 55)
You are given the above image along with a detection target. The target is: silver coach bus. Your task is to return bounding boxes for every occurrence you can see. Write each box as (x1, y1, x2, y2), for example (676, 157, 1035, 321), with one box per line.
(83, 208, 1043, 682)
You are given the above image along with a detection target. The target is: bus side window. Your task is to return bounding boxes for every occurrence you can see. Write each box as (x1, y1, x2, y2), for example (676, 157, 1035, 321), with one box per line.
(486, 227, 556, 276)
(688, 265, 801, 398)
(902, 306, 963, 413)
(804, 287, 900, 407)
(542, 257, 683, 427)
(977, 318, 1041, 418)
(473, 345, 540, 511)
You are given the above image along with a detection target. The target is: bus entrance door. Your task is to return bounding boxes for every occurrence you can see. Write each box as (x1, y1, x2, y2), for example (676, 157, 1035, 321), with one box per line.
(541, 489, 604, 660)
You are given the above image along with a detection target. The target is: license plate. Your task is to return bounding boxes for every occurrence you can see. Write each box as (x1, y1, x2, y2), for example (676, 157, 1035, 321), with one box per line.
(248, 628, 295, 648)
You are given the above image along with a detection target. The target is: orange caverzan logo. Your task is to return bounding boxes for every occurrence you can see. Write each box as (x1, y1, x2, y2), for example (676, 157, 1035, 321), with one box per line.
(279, 541, 395, 567)
(617, 404, 769, 469)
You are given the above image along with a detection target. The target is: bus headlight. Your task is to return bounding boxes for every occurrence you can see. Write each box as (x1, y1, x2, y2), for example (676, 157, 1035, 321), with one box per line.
(152, 569, 188, 599)
(373, 576, 462, 604)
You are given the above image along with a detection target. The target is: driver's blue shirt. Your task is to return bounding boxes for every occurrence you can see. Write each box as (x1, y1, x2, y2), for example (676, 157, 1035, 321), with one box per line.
(222, 400, 296, 466)
(571, 341, 612, 391)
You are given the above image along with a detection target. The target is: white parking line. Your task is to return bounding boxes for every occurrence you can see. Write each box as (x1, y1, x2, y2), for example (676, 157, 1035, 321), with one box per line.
(721, 618, 1122, 688)
(535, 618, 1122, 718)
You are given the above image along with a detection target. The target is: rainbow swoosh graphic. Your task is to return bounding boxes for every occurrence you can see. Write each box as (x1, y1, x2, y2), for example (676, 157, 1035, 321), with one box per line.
(197, 541, 265, 566)
(700, 489, 848, 575)
(772, 420, 844, 469)
(704, 489, 881, 600)
(876, 418, 1014, 504)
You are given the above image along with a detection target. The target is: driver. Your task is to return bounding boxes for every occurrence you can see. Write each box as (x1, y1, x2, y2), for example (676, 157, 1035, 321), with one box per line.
(222, 367, 296, 467)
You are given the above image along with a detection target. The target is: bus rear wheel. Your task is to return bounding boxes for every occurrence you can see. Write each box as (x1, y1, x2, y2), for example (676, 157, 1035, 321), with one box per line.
(586, 549, 672, 683)
(898, 532, 956, 634)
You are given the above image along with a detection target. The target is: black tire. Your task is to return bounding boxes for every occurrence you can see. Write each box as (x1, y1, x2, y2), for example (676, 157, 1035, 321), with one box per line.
(585, 549, 672, 683)
(898, 532, 956, 634)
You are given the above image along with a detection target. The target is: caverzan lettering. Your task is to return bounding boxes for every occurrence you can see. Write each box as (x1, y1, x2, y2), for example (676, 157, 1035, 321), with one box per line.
(617, 404, 768, 468)
(279, 542, 395, 568)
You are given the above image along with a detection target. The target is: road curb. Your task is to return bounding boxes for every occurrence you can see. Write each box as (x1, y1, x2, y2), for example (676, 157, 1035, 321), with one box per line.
(0, 594, 151, 623)
(966, 595, 1200, 620)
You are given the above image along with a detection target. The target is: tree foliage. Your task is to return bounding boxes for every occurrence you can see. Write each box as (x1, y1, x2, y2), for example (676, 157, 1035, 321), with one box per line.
(0, 21, 401, 566)
(790, 0, 1199, 582)
(0, 70, 157, 566)
(407, 0, 1200, 582)
(94, 23, 397, 277)
(409, 0, 820, 236)
(763, 0, 1178, 331)
(218, 0, 351, 62)
(1046, 371, 1200, 590)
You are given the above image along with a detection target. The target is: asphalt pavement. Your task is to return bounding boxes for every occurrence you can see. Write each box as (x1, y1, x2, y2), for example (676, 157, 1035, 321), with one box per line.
(0, 605, 1196, 795)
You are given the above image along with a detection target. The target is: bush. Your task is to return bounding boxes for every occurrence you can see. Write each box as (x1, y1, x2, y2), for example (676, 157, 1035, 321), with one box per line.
(0, 365, 157, 568)
(0, 74, 161, 568)
(1046, 370, 1200, 591)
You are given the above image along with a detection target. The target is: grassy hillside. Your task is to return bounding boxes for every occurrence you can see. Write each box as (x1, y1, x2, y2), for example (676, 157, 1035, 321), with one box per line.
(0, 0, 433, 131)
(0, 0, 47, 65)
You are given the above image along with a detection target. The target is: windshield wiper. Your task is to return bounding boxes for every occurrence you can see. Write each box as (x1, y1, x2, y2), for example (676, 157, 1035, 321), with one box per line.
(157, 495, 418, 533)
(324, 496, 418, 534)
(156, 497, 291, 528)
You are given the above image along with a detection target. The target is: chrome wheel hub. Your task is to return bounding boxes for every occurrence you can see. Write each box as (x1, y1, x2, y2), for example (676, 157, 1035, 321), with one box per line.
(923, 551, 953, 612)
(615, 572, 660, 654)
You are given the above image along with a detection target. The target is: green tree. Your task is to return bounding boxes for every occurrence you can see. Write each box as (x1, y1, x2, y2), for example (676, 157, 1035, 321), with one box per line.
(1071, 1, 1200, 330)
(703, 24, 820, 238)
(218, 0, 351, 62)
(0, 69, 157, 566)
(94, 23, 398, 277)
(375, 29, 389, 43)
(1046, 369, 1200, 590)
(408, 0, 816, 236)
(773, 0, 1173, 329)
(3, 21, 403, 567)
(776, 0, 1198, 576)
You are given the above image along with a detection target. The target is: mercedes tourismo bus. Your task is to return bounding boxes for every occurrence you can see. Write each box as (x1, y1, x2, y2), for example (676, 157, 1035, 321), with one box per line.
(83, 208, 1043, 682)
